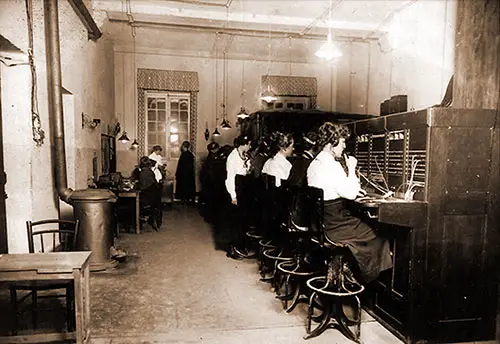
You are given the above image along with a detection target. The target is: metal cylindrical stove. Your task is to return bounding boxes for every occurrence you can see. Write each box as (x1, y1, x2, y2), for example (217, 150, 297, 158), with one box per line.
(71, 189, 117, 271)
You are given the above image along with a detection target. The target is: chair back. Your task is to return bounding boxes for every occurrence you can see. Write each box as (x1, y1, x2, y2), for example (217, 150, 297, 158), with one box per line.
(304, 186, 325, 246)
(280, 184, 300, 229)
(26, 219, 80, 253)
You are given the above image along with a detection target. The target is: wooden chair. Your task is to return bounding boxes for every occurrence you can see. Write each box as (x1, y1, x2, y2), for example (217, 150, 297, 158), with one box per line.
(9, 219, 80, 334)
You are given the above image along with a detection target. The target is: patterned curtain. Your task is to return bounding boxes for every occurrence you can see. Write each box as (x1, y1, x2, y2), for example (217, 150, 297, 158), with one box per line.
(137, 69, 199, 160)
(261, 75, 317, 107)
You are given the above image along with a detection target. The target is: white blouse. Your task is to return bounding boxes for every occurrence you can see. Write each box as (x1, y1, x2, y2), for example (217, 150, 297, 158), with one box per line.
(225, 148, 250, 201)
(148, 152, 164, 182)
(307, 150, 360, 201)
(262, 152, 292, 187)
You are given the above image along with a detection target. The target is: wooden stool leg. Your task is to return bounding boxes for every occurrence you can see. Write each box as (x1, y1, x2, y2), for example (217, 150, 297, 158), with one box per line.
(10, 287, 18, 335)
(31, 288, 38, 329)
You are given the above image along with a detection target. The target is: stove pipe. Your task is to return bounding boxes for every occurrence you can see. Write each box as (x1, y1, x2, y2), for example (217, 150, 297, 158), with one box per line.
(44, 0, 73, 203)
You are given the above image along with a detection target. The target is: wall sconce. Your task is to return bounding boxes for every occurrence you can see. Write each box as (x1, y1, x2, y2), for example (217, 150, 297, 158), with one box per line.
(81, 113, 101, 129)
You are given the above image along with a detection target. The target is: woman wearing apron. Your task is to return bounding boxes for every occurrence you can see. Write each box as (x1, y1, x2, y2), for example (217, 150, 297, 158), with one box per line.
(307, 122, 392, 283)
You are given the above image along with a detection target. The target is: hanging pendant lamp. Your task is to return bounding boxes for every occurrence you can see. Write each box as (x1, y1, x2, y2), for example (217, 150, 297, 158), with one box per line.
(315, 0, 342, 61)
(221, 118, 232, 129)
(212, 127, 221, 137)
(237, 106, 249, 119)
(131, 139, 139, 148)
(315, 32, 342, 60)
(261, 86, 278, 103)
(118, 131, 130, 143)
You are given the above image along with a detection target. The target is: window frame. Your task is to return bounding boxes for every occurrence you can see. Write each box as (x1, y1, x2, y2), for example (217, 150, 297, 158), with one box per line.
(144, 91, 191, 160)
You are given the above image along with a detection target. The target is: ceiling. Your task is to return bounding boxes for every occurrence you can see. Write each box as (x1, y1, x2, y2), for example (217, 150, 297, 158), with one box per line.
(93, 0, 417, 62)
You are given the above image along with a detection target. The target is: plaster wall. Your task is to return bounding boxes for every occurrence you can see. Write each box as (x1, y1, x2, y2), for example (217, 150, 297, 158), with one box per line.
(335, 0, 455, 114)
(0, 0, 114, 252)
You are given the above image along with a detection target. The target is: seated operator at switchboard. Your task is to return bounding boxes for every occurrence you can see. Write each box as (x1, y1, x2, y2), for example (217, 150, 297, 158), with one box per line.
(307, 122, 392, 283)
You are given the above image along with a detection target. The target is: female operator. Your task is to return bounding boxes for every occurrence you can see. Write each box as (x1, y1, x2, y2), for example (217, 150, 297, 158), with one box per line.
(261, 132, 294, 187)
(224, 135, 252, 259)
(307, 122, 392, 283)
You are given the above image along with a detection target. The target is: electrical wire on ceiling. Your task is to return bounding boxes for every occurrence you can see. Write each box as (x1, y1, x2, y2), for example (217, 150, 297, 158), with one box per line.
(25, 0, 45, 146)
(300, 0, 343, 36)
(113, 18, 377, 43)
(165, 0, 233, 8)
(363, 0, 419, 41)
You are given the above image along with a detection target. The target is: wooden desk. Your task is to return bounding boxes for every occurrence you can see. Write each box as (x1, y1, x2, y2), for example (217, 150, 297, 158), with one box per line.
(118, 190, 140, 234)
(0, 251, 91, 344)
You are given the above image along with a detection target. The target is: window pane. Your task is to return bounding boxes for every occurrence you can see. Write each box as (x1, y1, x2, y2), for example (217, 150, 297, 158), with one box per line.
(148, 110, 156, 121)
(157, 122, 165, 133)
(180, 111, 188, 122)
(148, 122, 156, 132)
(148, 98, 157, 109)
(179, 123, 188, 133)
(148, 134, 156, 144)
(157, 100, 166, 109)
(180, 101, 188, 110)
(158, 135, 166, 149)
(169, 124, 178, 133)
(171, 101, 179, 110)
(170, 133, 179, 144)
(158, 110, 166, 122)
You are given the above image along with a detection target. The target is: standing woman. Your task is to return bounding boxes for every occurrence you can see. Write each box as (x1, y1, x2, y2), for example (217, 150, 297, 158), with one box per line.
(307, 122, 392, 283)
(225, 135, 252, 259)
(175, 141, 196, 204)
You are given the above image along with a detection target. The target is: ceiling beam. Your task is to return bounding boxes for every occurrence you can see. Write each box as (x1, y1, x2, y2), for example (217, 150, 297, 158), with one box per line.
(107, 12, 381, 41)
(67, 0, 102, 40)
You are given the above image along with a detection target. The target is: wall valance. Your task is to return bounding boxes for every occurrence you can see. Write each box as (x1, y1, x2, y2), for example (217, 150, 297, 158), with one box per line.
(138, 69, 199, 92)
(261, 75, 317, 97)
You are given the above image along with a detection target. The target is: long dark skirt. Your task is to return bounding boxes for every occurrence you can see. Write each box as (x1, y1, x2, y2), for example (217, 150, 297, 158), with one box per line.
(323, 199, 392, 283)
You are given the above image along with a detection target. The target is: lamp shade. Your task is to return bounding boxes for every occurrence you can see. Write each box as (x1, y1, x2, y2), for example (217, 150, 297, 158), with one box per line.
(118, 131, 130, 143)
(131, 139, 139, 148)
(212, 127, 221, 137)
(221, 118, 232, 130)
(260, 89, 278, 103)
(315, 32, 342, 60)
(236, 107, 249, 119)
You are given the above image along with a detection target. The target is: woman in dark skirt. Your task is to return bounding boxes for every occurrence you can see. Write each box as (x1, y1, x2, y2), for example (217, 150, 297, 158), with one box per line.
(175, 141, 196, 203)
(307, 122, 392, 283)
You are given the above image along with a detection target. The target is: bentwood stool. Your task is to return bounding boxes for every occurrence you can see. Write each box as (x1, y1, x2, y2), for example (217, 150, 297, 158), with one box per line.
(274, 185, 321, 312)
(262, 247, 293, 291)
(303, 187, 365, 342)
(258, 239, 278, 282)
(275, 220, 321, 313)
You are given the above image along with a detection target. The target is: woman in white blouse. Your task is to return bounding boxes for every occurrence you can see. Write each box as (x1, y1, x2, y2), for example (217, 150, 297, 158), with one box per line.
(224, 135, 252, 259)
(307, 122, 392, 283)
(261, 132, 294, 187)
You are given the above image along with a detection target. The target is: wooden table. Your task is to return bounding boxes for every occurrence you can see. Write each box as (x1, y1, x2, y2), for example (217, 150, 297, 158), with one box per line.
(118, 190, 140, 234)
(0, 252, 91, 344)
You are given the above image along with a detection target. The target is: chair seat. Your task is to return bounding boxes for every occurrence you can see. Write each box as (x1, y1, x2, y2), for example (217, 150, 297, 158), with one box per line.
(263, 248, 294, 262)
(306, 276, 364, 297)
(246, 230, 264, 240)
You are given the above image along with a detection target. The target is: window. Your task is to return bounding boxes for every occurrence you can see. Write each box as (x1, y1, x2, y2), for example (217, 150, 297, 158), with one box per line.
(145, 91, 190, 159)
(263, 96, 311, 111)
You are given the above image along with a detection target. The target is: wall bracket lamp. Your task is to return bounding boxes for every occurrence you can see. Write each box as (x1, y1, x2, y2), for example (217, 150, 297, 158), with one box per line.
(81, 112, 101, 129)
